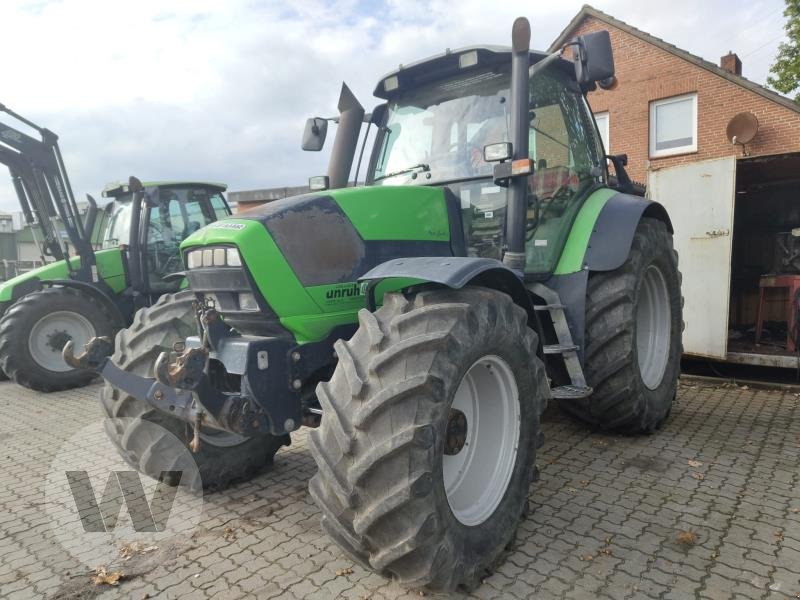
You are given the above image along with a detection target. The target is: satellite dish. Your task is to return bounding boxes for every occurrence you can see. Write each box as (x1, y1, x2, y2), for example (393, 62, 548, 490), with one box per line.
(726, 112, 759, 145)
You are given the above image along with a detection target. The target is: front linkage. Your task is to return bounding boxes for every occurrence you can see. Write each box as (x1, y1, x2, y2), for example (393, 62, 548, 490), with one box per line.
(63, 301, 349, 451)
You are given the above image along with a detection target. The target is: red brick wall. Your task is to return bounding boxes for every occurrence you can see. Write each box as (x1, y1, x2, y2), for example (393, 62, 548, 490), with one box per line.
(568, 17, 800, 183)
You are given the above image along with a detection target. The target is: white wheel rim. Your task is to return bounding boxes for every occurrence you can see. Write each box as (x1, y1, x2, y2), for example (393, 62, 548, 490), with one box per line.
(636, 264, 671, 390)
(28, 310, 96, 372)
(199, 429, 248, 447)
(443, 355, 521, 527)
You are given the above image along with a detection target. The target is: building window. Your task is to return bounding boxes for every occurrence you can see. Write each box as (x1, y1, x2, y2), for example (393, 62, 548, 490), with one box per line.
(594, 112, 609, 153)
(649, 93, 697, 157)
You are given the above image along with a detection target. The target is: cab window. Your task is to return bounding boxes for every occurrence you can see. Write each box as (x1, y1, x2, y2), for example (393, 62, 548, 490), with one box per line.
(524, 69, 603, 274)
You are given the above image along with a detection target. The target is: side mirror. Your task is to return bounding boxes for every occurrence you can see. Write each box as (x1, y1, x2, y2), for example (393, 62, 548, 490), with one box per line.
(302, 117, 328, 151)
(483, 142, 513, 163)
(573, 30, 615, 85)
(308, 175, 330, 191)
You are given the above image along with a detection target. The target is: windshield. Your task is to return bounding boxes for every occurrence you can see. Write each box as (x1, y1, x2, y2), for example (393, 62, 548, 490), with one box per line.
(372, 68, 511, 185)
(101, 196, 133, 248)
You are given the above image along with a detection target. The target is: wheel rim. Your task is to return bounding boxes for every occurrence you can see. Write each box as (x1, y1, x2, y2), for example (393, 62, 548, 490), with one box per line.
(198, 429, 248, 447)
(636, 264, 671, 390)
(443, 355, 521, 527)
(28, 310, 96, 372)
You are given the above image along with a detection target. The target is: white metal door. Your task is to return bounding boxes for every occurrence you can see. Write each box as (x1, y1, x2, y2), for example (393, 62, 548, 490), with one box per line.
(647, 156, 736, 358)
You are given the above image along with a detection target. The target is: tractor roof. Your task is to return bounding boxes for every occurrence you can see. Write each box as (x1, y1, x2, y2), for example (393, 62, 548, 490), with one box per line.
(373, 45, 570, 99)
(102, 180, 227, 198)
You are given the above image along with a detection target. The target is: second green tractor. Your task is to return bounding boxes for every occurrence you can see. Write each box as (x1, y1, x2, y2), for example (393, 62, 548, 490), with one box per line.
(70, 17, 682, 592)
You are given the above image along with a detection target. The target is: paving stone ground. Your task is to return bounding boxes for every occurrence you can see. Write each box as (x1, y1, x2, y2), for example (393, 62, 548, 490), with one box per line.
(1, 378, 799, 599)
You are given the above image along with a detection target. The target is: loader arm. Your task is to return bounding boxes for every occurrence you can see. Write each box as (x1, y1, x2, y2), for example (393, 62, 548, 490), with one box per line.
(0, 103, 95, 274)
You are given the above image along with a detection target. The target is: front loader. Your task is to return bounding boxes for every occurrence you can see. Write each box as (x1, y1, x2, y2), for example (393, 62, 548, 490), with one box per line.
(68, 17, 682, 592)
(0, 105, 231, 391)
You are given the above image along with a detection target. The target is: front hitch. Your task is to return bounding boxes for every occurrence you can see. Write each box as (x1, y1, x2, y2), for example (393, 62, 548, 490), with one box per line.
(154, 346, 208, 390)
(63, 337, 114, 370)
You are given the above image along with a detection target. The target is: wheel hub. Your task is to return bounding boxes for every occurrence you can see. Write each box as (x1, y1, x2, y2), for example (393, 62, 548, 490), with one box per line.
(46, 329, 71, 353)
(444, 408, 468, 455)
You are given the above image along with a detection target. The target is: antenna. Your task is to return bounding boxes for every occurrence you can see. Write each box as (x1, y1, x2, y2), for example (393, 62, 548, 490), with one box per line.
(725, 112, 758, 156)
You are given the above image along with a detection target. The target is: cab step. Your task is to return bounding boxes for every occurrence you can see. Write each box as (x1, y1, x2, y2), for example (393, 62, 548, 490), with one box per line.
(551, 384, 593, 400)
(534, 303, 565, 311)
(543, 343, 579, 355)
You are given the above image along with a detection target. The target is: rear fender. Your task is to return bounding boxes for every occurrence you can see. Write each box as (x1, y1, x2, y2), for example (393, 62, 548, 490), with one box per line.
(584, 193, 673, 272)
(44, 280, 129, 329)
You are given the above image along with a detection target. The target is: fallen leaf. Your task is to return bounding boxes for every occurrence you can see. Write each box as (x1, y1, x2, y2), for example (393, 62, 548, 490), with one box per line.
(580, 480, 590, 486)
(774, 530, 785, 543)
(604, 536, 613, 544)
(687, 459, 703, 468)
(676, 529, 699, 546)
(119, 542, 158, 560)
(580, 554, 595, 561)
(691, 472, 705, 481)
(335, 567, 354, 576)
(566, 487, 578, 494)
(600, 547, 612, 556)
(92, 566, 124, 586)
(790, 508, 800, 514)
(222, 527, 237, 542)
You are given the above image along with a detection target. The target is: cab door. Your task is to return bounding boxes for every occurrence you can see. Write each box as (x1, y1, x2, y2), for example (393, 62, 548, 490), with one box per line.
(647, 157, 736, 358)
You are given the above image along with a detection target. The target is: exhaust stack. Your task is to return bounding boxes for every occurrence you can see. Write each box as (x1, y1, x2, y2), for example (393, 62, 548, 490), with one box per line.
(503, 16, 531, 272)
(327, 83, 365, 189)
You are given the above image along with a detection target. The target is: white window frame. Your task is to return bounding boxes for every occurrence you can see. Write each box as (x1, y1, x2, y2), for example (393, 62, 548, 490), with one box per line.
(594, 112, 610, 154)
(649, 93, 698, 158)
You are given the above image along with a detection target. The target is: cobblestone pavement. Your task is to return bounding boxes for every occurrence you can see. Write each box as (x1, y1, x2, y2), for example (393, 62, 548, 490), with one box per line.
(1, 378, 799, 599)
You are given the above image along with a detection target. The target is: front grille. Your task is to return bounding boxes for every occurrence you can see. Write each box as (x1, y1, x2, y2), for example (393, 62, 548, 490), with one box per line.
(183, 245, 289, 337)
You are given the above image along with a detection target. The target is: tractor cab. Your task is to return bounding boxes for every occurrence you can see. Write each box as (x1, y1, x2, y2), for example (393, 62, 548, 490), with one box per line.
(101, 181, 229, 293)
(367, 51, 605, 274)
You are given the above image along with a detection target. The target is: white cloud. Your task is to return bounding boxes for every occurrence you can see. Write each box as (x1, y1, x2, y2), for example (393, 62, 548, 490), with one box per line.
(0, 0, 788, 212)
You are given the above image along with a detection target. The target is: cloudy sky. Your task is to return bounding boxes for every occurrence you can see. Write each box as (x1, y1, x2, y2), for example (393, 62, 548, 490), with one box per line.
(0, 0, 790, 211)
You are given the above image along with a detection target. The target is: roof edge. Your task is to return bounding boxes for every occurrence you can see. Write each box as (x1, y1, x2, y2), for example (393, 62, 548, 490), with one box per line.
(549, 4, 800, 115)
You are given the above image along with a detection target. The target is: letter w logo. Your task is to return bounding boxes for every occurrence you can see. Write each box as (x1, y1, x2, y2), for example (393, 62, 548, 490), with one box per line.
(66, 471, 182, 533)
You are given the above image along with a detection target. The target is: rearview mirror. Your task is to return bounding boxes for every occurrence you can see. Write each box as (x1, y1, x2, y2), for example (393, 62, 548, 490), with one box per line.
(302, 117, 328, 151)
(573, 30, 615, 86)
(308, 175, 330, 191)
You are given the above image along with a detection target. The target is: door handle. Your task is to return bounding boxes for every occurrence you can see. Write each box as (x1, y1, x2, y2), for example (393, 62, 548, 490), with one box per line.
(691, 228, 730, 239)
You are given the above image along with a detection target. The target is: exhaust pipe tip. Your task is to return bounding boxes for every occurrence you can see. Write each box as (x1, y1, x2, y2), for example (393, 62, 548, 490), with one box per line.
(512, 17, 531, 53)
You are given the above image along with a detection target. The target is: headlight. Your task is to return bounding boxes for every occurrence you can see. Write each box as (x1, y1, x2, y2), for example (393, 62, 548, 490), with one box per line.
(226, 248, 242, 266)
(186, 246, 242, 268)
(186, 250, 201, 269)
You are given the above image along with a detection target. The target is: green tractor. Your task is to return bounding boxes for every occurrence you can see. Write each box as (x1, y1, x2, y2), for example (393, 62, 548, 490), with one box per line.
(67, 18, 681, 591)
(0, 104, 230, 391)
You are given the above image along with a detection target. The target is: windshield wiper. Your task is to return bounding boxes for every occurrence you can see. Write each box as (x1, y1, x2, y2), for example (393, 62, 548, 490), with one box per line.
(373, 163, 430, 182)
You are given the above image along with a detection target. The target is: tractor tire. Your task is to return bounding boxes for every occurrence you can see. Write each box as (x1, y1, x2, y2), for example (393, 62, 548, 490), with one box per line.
(100, 291, 290, 490)
(0, 287, 116, 392)
(308, 288, 548, 592)
(563, 217, 682, 434)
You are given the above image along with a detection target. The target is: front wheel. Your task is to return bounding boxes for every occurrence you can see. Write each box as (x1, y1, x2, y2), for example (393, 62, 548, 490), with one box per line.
(308, 288, 549, 592)
(101, 291, 290, 490)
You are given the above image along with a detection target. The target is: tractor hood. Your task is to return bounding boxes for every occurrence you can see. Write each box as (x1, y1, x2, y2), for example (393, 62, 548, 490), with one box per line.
(180, 185, 462, 342)
(0, 247, 126, 305)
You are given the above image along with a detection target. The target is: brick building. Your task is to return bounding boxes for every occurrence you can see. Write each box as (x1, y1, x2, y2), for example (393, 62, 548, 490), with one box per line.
(553, 6, 800, 368)
(551, 5, 800, 183)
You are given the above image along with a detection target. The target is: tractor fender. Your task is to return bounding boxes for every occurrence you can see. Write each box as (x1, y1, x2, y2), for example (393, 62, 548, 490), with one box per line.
(584, 193, 673, 272)
(43, 279, 128, 329)
(359, 256, 543, 347)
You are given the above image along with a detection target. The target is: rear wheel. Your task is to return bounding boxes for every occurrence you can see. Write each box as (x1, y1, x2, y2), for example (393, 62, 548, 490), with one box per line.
(0, 287, 115, 391)
(101, 291, 290, 490)
(563, 218, 682, 433)
(308, 288, 548, 591)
